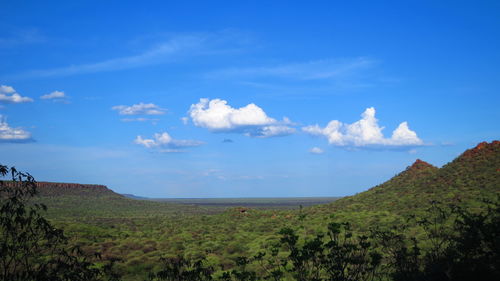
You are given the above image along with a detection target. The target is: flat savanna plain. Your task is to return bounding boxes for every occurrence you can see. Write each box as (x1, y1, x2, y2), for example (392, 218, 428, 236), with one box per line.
(139, 197, 341, 210)
(34, 192, 342, 280)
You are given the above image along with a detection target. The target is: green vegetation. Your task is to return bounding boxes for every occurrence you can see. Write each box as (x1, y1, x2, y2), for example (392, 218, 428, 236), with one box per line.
(141, 197, 341, 211)
(30, 182, 207, 218)
(311, 141, 500, 226)
(146, 201, 500, 281)
(0, 166, 118, 281)
(1, 141, 499, 280)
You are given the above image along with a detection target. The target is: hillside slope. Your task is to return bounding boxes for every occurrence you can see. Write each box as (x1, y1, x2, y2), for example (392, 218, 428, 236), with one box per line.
(30, 182, 204, 218)
(319, 141, 499, 218)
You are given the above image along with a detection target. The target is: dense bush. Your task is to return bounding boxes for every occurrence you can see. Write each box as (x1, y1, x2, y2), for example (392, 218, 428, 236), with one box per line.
(0, 165, 119, 281)
(147, 200, 499, 281)
(1, 164, 498, 281)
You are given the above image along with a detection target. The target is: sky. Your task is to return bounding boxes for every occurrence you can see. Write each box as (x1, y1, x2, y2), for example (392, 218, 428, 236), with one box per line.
(0, 1, 499, 197)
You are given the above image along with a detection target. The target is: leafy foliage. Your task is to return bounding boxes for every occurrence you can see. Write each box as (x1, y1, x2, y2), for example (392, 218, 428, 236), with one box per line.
(372, 199, 500, 281)
(148, 256, 214, 281)
(146, 199, 499, 281)
(0, 165, 118, 281)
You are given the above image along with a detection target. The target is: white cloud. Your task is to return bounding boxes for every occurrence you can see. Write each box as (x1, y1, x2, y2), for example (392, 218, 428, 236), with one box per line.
(0, 115, 33, 142)
(0, 85, 14, 93)
(14, 35, 205, 78)
(9, 31, 249, 79)
(189, 98, 273, 129)
(390, 122, 423, 146)
(188, 98, 295, 138)
(303, 107, 423, 148)
(201, 169, 264, 181)
(0, 85, 33, 104)
(134, 132, 203, 152)
(157, 149, 185, 153)
(112, 103, 166, 115)
(120, 117, 160, 123)
(309, 147, 324, 154)
(248, 125, 296, 138)
(206, 58, 375, 81)
(40, 90, 65, 100)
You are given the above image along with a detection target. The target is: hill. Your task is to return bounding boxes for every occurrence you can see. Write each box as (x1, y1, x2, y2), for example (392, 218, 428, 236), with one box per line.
(36, 182, 122, 197)
(316, 141, 500, 220)
(30, 181, 205, 218)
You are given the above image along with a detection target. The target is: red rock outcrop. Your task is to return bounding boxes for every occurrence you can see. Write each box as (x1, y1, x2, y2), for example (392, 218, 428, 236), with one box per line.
(461, 141, 500, 160)
(408, 159, 436, 171)
(35, 182, 118, 197)
(1, 181, 119, 197)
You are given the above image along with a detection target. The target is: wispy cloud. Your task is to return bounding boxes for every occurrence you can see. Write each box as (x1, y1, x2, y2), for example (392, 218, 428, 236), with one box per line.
(112, 103, 166, 115)
(120, 117, 160, 123)
(40, 90, 65, 100)
(201, 169, 265, 181)
(10, 31, 248, 79)
(206, 57, 375, 81)
(40, 90, 69, 103)
(15, 36, 204, 78)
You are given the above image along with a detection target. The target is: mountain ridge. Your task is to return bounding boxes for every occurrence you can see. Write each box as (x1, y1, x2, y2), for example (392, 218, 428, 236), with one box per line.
(35, 182, 121, 197)
(322, 140, 499, 216)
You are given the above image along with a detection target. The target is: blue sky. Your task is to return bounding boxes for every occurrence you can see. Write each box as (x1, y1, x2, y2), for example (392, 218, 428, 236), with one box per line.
(1, 1, 499, 197)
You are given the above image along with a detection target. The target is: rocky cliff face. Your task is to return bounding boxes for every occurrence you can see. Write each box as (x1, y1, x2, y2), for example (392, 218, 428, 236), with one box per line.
(1, 181, 121, 198)
(34, 182, 120, 197)
(461, 141, 500, 159)
(36, 181, 108, 190)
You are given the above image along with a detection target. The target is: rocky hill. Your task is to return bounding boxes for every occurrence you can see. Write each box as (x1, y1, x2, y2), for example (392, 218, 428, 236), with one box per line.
(35, 182, 121, 197)
(24, 182, 205, 218)
(316, 141, 500, 218)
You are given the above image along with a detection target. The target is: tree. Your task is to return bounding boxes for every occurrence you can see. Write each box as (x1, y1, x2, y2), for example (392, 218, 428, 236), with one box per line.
(372, 200, 500, 281)
(0, 164, 107, 281)
(148, 256, 213, 281)
(278, 222, 381, 281)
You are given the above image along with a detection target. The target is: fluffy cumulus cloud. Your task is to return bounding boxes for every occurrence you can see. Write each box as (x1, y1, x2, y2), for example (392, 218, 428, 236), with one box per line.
(134, 132, 203, 152)
(40, 90, 65, 100)
(0, 85, 33, 104)
(303, 107, 423, 148)
(0, 116, 33, 142)
(188, 98, 295, 138)
(309, 147, 324, 154)
(112, 103, 166, 115)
